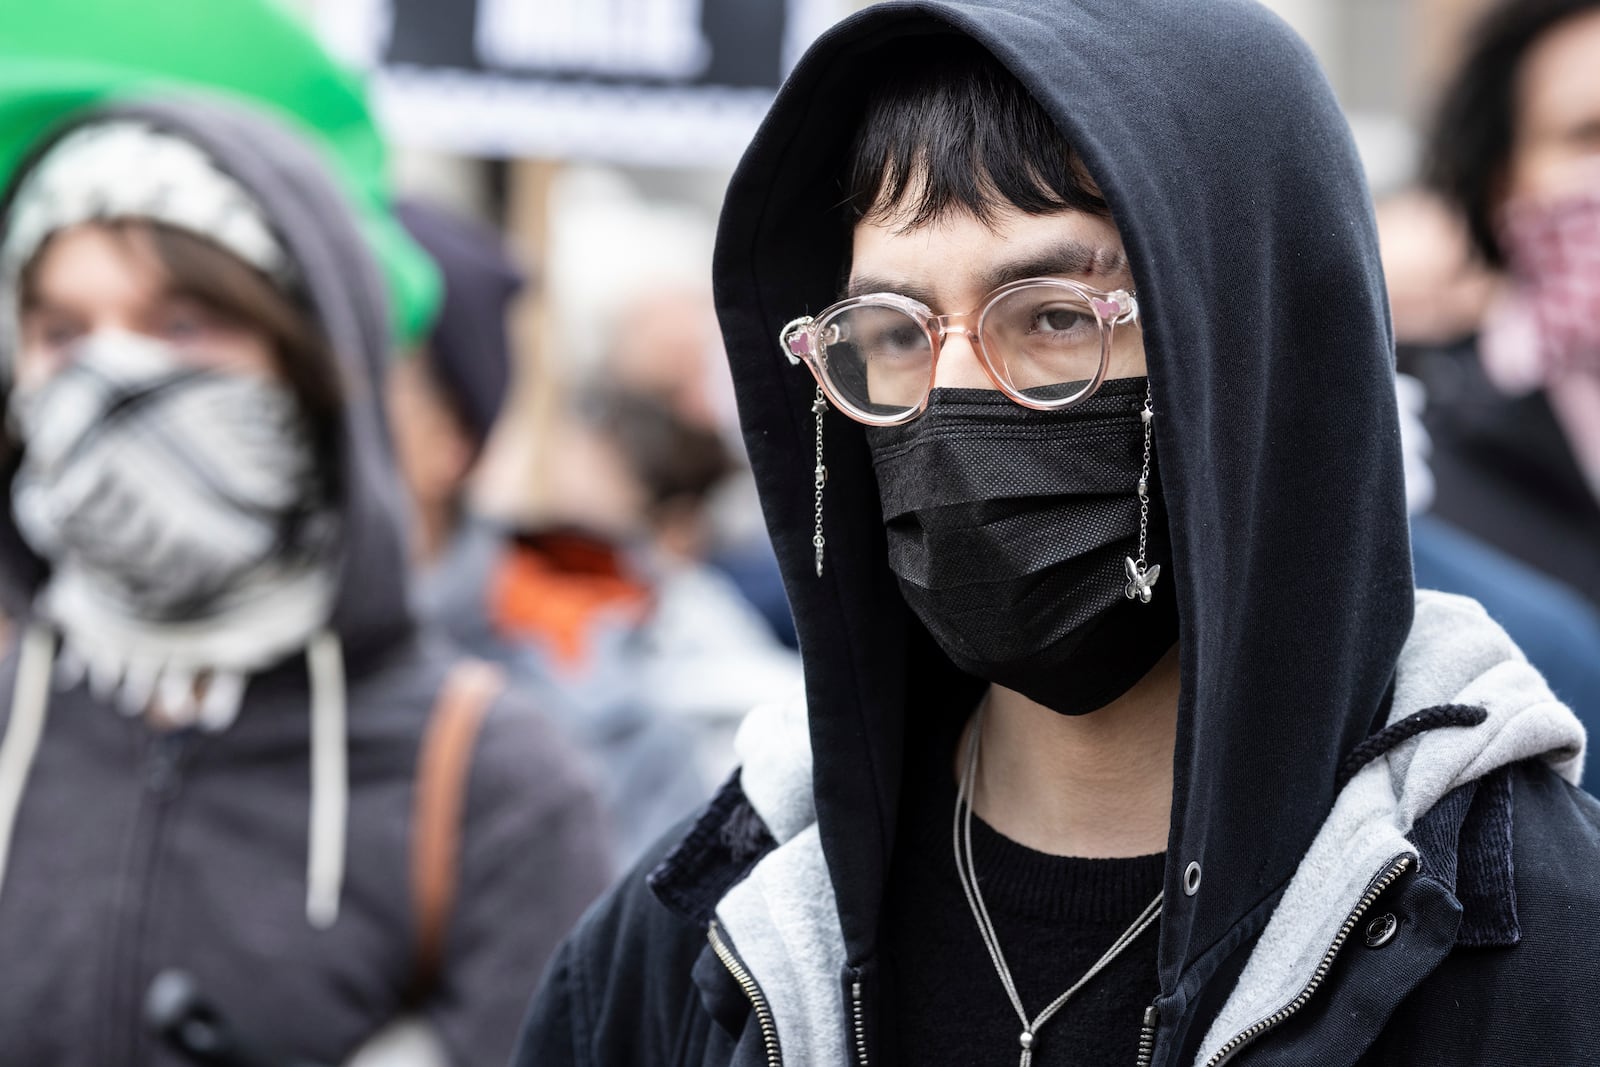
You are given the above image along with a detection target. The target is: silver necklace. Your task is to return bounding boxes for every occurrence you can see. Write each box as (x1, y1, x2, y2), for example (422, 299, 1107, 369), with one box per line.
(952, 705, 1163, 1067)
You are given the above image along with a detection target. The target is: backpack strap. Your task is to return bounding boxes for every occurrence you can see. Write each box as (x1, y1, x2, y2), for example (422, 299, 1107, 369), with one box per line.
(411, 659, 505, 992)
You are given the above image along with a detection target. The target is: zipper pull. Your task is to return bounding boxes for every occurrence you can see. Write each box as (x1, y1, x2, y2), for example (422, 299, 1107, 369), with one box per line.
(145, 731, 191, 797)
(851, 979, 870, 1066)
(1135, 1003, 1158, 1067)
(706, 921, 783, 1066)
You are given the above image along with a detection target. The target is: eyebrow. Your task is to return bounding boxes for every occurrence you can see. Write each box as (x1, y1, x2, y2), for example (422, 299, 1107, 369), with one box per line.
(845, 238, 1132, 305)
(976, 240, 1131, 292)
(19, 292, 67, 315)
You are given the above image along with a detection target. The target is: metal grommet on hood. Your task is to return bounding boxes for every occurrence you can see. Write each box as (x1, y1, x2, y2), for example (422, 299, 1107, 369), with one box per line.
(1183, 861, 1202, 896)
(1365, 912, 1398, 948)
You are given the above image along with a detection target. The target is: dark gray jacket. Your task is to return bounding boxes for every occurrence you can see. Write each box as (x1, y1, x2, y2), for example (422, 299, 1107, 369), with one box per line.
(0, 98, 610, 1067)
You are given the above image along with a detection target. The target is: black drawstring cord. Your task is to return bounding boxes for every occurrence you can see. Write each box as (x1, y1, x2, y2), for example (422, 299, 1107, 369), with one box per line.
(1335, 704, 1489, 791)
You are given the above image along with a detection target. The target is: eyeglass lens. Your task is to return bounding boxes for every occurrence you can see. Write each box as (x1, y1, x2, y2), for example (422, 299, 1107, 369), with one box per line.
(814, 283, 1130, 419)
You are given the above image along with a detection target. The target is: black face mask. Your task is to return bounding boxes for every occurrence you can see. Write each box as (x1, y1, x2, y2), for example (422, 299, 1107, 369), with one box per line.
(865, 376, 1178, 716)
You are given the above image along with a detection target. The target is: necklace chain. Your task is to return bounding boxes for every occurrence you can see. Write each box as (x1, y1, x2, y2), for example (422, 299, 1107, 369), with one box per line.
(953, 705, 1163, 1067)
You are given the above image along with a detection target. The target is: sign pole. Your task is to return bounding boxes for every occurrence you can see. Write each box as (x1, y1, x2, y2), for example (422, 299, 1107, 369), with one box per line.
(473, 156, 565, 522)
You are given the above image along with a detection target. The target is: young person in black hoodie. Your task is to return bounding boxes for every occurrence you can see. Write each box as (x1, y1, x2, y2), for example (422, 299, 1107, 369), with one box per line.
(517, 3, 1600, 1065)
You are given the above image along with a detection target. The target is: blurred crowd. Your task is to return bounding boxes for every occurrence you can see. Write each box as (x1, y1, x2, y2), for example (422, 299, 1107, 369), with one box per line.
(0, 0, 1593, 1065)
(1379, 0, 1600, 753)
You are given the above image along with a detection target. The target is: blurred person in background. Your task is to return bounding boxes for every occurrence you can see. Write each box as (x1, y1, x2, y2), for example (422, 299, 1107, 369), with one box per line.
(602, 285, 798, 648)
(390, 199, 524, 572)
(0, 0, 442, 665)
(569, 291, 805, 785)
(0, 99, 609, 1067)
(472, 298, 804, 829)
(1378, 190, 1600, 777)
(520, 3, 1598, 1065)
(1418, 0, 1600, 610)
(1377, 190, 1498, 349)
(562, 375, 804, 783)
(393, 199, 712, 867)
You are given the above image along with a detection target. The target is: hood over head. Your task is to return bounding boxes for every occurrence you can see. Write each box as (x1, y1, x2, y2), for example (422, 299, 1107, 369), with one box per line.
(712, 0, 1412, 997)
(0, 94, 415, 664)
(396, 198, 525, 450)
(0, 0, 441, 343)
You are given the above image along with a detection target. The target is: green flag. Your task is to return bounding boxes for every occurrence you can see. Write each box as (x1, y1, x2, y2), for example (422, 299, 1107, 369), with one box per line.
(0, 0, 439, 343)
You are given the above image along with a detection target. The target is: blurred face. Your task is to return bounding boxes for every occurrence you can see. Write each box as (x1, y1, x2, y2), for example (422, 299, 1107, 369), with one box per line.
(605, 288, 729, 432)
(1505, 8, 1600, 206)
(386, 353, 474, 516)
(848, 201, 1146, 391)
(17, 223, 280, 391)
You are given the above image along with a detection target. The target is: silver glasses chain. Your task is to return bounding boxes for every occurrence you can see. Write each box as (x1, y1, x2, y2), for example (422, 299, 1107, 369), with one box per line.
(954, 703, 1164, 1067)
(1124, 381, 1161, 604)
(812, 386, 828, 577)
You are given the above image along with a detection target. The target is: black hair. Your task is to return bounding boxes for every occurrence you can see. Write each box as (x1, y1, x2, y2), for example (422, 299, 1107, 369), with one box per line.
(843, 35, 1107, 229)
(1425, 0, 1600, 266)
(582, 387, 733, 518)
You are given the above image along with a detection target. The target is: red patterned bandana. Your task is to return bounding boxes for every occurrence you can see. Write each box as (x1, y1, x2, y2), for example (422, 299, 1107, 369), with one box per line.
(1486, 186, 1600, 383)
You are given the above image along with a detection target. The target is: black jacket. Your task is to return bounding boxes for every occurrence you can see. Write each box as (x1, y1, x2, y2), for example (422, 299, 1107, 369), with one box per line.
(517, 2, 1600, 1065)
(1400, 336, 1600, 608)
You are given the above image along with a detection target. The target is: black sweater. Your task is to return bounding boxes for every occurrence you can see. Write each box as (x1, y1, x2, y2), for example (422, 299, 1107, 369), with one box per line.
(1399, 336, 1600, 607)
(884, 748, 1163, 1066)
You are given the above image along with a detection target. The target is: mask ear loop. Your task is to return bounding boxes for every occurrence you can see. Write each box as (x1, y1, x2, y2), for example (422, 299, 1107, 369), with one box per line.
(1124, 381, 1162, 603)
(812, 386, 828, 577)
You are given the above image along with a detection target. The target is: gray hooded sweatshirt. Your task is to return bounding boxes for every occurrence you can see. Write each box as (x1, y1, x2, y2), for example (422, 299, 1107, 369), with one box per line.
(0, 98, 610, 1067)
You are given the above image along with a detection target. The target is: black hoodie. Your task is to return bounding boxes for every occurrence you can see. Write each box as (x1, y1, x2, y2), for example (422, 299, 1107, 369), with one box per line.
(517, 3, 1600, 1066)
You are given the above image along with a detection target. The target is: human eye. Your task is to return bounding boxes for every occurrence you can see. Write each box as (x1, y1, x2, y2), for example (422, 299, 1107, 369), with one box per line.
(1028, 303, 1096, 337)
(842, 308, 927, 362)
(154, 299, 221, 345)
(869, 320, 927, 355)
(1560, 117, 1600, 152)
(21, 309, 86, 352)
(41, 318, 87, 348)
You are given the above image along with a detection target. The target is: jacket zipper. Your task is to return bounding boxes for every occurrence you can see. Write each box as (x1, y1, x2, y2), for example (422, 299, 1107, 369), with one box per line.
(1200, 855, 1413, 1067)
(102, 729, 190, 1061)
(707, 920, 783, 1067)
(850, 980, 869, 1066)
(1135, 1003, 1158, 1066)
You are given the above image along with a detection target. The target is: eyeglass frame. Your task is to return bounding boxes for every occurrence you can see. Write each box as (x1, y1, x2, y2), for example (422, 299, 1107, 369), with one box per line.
(779, 276, 1141, 427)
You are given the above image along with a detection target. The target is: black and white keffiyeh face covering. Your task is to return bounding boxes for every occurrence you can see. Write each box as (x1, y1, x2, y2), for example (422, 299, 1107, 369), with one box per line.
(8, 330, 337, 727)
